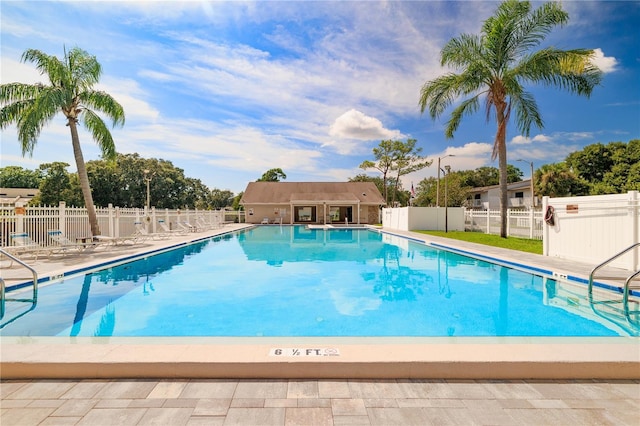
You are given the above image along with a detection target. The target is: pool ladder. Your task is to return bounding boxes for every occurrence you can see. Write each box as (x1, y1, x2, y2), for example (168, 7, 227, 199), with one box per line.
(588, 243, 640, 330)
(0, 248, 38, 327)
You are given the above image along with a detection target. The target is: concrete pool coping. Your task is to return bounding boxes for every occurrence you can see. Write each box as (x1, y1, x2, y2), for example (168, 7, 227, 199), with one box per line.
(1, 224, 639, 379)
(1, 336, 639, 380)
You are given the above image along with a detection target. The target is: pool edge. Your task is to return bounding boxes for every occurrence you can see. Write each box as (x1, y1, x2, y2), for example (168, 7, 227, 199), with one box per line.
(2, 339, 638, 380)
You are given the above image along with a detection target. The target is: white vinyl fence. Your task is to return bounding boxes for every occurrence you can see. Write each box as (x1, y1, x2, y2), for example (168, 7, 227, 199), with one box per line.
(543, 191, 639, 271)
(464, 209, 543, 240)
(383, 207, 465, 232)
(0, 202, 245, 248)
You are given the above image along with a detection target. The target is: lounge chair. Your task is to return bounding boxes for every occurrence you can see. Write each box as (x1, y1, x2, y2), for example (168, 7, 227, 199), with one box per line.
(134, 222, 170, 240)
(196, 217, 215, 230)
(261, 217, 270, 224)
(178, 221, 201, 233)
(8, 232, 49, 259)
(158, 219, 188, 235)
(93, 234, 140, 246)
(47, 230, 103, 252)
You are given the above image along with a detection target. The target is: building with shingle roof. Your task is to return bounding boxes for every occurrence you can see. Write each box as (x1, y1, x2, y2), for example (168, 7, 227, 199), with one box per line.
(240, 182, 385, 224)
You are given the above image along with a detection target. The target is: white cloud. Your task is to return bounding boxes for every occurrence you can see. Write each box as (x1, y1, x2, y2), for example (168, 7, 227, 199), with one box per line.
(510, 134, 552, 145)
(591, 48, 618, 73)
(329, 109, 401, 141)
(0, 57, 47, 84)
(445, 142, 493, 157)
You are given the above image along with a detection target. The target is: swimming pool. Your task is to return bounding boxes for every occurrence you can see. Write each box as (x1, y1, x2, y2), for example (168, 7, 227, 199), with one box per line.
(1, 226, 638, 337)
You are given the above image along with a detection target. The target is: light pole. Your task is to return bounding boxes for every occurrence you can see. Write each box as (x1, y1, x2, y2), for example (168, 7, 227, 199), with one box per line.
(437, 154, 454, 207)
(517, 159, 535, 208)
(143, 169, 152, 212)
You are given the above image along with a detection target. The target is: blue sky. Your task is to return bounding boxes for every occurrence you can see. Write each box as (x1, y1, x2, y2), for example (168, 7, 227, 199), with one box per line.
(1, 0, 639, 194)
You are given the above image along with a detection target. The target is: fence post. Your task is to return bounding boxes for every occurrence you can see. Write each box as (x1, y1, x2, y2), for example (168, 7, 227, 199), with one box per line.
(151, 207, 157, 233)
(529, 208, 534, 239)
(14, 202, 26, 234)
(59, 201, 66, 234)
(542, 196, 549, 256)
(485, 209, 490, 234)
(114, 207, 120, 238)
(506, 209, 511, 237)
(108, 203, 114, 237)
(629, 191, 639, 270)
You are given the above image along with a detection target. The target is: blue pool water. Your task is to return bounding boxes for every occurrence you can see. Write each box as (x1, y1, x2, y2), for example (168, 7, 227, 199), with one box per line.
(1, 227, 636, 337)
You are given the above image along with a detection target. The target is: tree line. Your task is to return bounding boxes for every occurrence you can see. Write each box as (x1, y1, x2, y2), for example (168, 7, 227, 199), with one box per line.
(354, 139, 639, 207)
(2, 139, 638, 210)
(0, 153, 236, 210)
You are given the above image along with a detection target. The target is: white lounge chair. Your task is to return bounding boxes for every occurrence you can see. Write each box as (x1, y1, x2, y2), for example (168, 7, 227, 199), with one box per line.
(158, 219, 188, 235)
(134, 222, 170, 240)
(93, 234, 140, 246)
(47, 230, 102, 252)
(178, 221, 201, 232)
(261, 217, 270, 224)
(196, 217, 214, 230)
(8, 232, 48, 259)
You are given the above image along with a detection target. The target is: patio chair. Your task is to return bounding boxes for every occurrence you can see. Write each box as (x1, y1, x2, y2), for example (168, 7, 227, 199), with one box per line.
(179, 221, 201, 232)
(261, 217, 270, 224)
(8, 232, 49, 260)
(93, 233, 141, 246)
(47, 230, 103, 252)
(196, 217, 214, 230)
(134, 222, 170, 240)
(158, 219, 188, 235)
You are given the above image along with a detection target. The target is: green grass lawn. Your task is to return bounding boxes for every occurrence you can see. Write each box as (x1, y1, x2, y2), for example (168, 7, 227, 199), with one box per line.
(415, 230, 543, 255)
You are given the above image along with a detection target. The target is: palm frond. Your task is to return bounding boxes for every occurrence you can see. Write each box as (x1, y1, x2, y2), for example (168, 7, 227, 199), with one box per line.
(441, 34, 484, 69)
(509, 2, 569, 57)
(67, 47, 101, 93)
(509, 89, 543, 137)
(16, 104, 46, 156)
(8, 87, 61, 155)
(514, 48, 603, 95)
(0, 83, 45, 104)
(21, 49, 66, 87)
(82, 109, 117, 161)
(79, 91, 125, 127)
(419, 73, 461, 118)
(445, 95, 481, 139)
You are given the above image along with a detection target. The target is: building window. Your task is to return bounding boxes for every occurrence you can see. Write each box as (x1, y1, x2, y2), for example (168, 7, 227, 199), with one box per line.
(295, 206, 315, 222)
(515, 192, 524, 198)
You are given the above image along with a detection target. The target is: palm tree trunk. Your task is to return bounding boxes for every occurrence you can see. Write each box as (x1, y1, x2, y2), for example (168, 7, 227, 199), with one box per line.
(496, 107, 508, 239)
(68, 118, 101, 236)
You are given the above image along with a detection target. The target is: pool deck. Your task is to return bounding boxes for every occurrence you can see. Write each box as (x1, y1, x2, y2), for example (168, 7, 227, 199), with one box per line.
(2, 225, 639, 425)
(1, 224, 638, 382)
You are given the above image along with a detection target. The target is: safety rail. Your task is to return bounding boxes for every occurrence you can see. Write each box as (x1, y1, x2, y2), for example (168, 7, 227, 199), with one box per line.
(588, 243, 640, 329)
(623, 269, 640, 316)
(588, 243, 640, 296)
(0, 248, 39, 323)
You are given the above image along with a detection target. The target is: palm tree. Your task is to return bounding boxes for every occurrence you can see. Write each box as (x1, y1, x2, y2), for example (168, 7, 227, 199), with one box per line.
(419, 0, 602, 237)
(1, 47, 125, 236)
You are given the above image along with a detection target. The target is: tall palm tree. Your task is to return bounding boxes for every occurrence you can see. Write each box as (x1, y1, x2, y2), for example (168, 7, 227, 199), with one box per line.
(1, 47, 125, 236)
(419, 0, 602, 237)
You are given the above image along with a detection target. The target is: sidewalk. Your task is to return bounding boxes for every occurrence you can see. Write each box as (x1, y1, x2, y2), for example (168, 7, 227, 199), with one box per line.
(2, 378, 639, 425)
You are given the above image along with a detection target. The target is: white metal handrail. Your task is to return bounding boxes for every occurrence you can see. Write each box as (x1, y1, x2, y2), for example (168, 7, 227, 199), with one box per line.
(0, 248, 38, 323)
